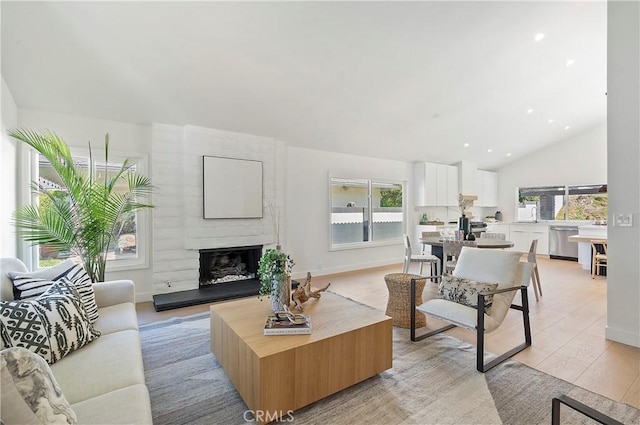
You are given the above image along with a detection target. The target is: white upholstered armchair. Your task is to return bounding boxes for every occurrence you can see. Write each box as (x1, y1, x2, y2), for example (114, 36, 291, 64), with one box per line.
(410, 247, 534, 372)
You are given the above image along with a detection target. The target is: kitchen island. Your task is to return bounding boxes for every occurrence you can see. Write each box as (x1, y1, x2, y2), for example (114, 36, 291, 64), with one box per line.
(569, 225, 608, 271)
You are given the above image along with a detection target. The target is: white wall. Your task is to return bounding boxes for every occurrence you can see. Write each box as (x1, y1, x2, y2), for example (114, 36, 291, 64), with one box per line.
(286, 147, 413, 277)
(15, 109, 154, 300)
(606, 1, 640, 347)
(1, 78, 19, 257)
(151, 124, 284, 295)
(496, 122, 607, 222)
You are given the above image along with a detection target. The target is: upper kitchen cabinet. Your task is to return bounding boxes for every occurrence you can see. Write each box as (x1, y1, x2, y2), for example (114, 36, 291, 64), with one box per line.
(414, 162, 459, 206)
(476, 170, 498, 207)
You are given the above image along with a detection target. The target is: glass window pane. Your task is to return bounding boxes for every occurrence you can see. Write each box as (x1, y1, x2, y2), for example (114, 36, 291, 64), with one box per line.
(94, 160, 139, 262)
(37, 154, 140, 267)
(518, 186, 566, 221)
(372, 182, 403, 241)
(564, 185, 608, 220)
(331, 178, 369, 244)
(37, 155, 90, 267)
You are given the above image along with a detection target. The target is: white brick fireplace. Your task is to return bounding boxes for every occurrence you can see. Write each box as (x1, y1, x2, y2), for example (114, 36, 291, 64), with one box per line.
(151, 124, 286, 294)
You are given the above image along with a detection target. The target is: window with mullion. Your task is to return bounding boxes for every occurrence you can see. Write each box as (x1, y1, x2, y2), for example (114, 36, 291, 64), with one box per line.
(330, 177, 404, 248)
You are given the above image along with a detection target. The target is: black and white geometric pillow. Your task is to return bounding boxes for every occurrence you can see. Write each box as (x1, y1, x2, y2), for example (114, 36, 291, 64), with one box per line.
(0, 280, 101, 364)
(8, 262, 99, 323)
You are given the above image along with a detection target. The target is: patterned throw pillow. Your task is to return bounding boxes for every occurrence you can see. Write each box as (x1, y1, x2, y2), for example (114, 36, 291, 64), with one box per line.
(8, 262, 99, 323)
(1, 347, 77, 424)
(438, 275, 499, 310)
(0, 280, 101, 364)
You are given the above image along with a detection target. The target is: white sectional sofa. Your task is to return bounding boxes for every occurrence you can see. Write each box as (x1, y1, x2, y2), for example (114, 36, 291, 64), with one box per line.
(0, 258, 153, 424)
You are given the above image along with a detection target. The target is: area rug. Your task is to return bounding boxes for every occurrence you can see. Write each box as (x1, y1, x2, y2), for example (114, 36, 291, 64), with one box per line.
(140, 313, 639, 425)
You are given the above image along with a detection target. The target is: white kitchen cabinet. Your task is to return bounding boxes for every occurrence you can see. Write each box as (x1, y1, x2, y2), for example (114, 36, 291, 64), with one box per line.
(447, 166, 459, 206)
(414, 162, 459, 207)
(485, 223, 510, 239)
(508, 224, 549, 255)
(476, 170, 498, 207)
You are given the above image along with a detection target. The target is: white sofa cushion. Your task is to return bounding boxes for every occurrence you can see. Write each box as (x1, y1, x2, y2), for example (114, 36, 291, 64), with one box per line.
(50, 330, 146, 404)
(94, 303, 139, 335)
(1, 258, 29, 301)
(71, 385, 152, 425)
(0, 281, 101, 364)
(1, 347, 77, 425)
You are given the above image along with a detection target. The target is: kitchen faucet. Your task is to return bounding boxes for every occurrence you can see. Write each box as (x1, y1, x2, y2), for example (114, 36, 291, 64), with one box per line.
(531, 206, 538, 223)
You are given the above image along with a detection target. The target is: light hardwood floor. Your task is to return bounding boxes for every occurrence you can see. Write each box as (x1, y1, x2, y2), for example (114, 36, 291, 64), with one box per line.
(136, 256, 640, 409)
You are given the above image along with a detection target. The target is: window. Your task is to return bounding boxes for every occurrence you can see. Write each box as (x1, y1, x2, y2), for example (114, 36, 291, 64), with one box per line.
(517, 184, 607, 222)
(330, 177, 404, 248)
(35, 151, 149, 270)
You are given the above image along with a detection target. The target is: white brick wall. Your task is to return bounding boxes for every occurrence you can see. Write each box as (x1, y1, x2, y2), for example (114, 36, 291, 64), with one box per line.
(151, 124, 285, 294)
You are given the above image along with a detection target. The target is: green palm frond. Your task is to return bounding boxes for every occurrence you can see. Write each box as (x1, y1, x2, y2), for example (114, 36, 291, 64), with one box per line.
(9, 129, 154, 282)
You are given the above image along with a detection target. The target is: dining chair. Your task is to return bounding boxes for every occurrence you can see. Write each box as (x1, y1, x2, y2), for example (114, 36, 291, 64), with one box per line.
(528, 239, 542, 301)
(442, 240, 477, 274)
(420, 231, 441, 253)
(403, 234, 441, 278)
(479, 232, 506, 240)
(591, 240, 608, 279)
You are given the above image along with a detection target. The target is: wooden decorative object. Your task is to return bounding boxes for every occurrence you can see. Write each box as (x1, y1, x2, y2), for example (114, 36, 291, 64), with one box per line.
(292, 272, 331, 311)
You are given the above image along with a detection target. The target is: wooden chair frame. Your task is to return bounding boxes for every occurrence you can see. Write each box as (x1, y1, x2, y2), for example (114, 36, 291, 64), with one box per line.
(409, 278, 532, 372)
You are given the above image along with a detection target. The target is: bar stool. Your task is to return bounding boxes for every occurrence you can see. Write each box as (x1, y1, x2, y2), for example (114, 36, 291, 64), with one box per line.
(591, 240, 608, 278)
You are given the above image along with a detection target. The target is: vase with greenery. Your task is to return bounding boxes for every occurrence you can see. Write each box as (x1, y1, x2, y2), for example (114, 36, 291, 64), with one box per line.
(257, 248, 295, 312)
(9, 129, 154, 283)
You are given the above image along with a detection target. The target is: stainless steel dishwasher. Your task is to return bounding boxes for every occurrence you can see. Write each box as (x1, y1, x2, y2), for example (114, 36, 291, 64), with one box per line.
(549, 226, 579, 260)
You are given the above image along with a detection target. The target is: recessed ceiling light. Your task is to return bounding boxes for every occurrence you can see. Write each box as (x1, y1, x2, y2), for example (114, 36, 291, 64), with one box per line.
(506, 153, 512, 157)
(487, 149, 493, 153)
(464, 143, 469, 147)
(534, 33, 545, 42)
(564, 126, 571, 130)
(548, 119, 554, 124)
(527, 109, 534, 114)
(566, 59, 575, 67)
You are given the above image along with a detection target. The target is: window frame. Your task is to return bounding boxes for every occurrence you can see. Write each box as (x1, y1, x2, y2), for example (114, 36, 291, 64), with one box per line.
(516, 184, 607, 222)
(26, 146, 151, 272)
(328, 175, 406, 251)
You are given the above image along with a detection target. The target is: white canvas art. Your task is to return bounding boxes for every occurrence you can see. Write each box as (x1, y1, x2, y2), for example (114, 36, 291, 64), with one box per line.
(203, 156, 263, 219)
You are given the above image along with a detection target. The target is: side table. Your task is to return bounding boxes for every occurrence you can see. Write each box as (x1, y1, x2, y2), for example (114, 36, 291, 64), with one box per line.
(384, 273, 426, 328)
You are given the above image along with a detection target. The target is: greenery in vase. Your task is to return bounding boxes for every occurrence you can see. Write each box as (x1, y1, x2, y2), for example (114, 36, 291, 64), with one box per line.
(257, 248, 295, 298)
(9, 129, 154, 283)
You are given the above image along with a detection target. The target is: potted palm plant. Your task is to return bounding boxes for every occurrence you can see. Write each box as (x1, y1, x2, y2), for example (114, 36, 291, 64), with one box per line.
(9, 129, 154, 282)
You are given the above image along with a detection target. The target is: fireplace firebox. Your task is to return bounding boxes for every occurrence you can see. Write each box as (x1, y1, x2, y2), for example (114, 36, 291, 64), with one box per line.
(199, 245, 262, 287)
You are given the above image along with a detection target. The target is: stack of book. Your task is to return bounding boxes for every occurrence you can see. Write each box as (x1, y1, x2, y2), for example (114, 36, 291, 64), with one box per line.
(264, 313, 312, 335)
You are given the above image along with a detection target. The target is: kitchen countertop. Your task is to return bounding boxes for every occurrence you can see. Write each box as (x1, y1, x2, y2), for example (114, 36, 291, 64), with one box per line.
(497, 221, 592, 226)
(569, 234, 608, 243)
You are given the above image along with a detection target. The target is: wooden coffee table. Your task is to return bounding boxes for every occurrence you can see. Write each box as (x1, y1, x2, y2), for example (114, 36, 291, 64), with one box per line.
(210, 292, 392, 424)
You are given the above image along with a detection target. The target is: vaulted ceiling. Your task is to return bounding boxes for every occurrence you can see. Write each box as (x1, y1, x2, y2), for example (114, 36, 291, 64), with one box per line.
(1, 1, 607, 169)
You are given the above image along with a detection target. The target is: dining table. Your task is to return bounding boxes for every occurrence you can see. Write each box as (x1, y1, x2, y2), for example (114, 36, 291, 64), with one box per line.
(419, 236, 515, 275)
(419, 236, 515, 249)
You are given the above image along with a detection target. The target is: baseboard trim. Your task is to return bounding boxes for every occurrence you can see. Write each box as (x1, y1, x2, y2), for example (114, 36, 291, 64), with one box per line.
(136, 292, 154, 303)
(291, 260, 400, 280)
(605, 325, 640, 347)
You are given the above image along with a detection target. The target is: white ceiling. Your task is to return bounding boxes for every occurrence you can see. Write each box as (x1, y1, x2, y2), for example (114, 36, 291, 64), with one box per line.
(1, 1, 607, 170)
